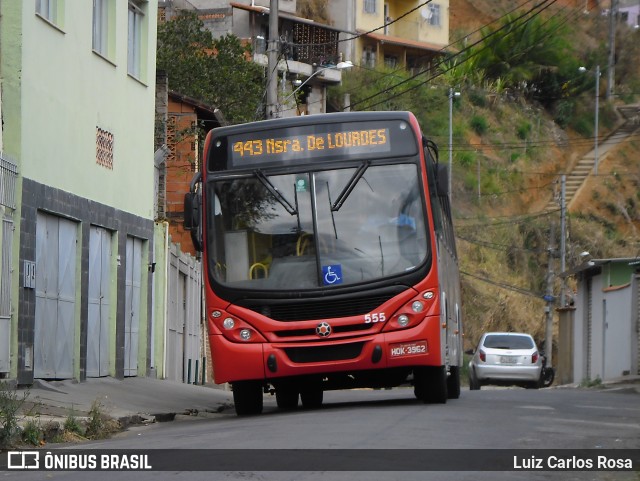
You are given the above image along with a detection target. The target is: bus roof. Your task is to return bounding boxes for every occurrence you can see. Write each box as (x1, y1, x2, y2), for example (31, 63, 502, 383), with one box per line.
(210, 111, 418, 137)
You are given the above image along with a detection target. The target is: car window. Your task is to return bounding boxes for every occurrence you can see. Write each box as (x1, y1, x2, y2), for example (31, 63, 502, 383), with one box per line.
(482, 335, 534, 350)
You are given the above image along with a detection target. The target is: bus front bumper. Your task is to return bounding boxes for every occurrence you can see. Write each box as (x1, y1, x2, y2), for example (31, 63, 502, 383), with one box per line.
(210, 316, 444, 384)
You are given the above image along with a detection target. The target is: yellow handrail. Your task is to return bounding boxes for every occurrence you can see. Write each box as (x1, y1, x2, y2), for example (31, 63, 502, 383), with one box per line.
(296, 233, 311, 256)
(249, 262, 269, 279)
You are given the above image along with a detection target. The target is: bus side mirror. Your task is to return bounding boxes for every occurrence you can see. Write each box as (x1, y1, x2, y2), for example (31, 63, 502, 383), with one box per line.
(184, 192, 199, 230)
(436, 164, 449, 197)
(184, 191, 203, 252)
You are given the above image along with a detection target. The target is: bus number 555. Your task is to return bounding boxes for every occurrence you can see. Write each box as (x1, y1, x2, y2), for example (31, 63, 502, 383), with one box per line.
(364, 312, 386, 324)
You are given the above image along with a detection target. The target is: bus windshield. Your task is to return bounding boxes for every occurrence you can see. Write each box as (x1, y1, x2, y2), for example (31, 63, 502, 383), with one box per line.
(206, 162, 429, 290)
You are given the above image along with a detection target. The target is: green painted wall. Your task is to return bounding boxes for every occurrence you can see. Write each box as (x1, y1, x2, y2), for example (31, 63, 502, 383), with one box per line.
(17, 1, 158, 219)
(604, 262, 636, 288)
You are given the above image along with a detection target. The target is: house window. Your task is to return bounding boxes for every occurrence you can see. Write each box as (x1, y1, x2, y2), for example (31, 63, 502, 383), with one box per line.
(93, 0, 113, 59)
(36, 0, 60, 26)
(428, 4, 441, 27)
(384, 55, 397, 68)
(364, 0, 376, 14)
(362, 46, 376, 68)
(128, 0, 146, 79)
(96, 127, 114, 170)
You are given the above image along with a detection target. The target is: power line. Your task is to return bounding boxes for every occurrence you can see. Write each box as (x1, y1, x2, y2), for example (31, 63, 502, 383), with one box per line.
(344, 0, 559, 111)
(460, 270, 544, 298)
(285, 0, 434, 48)
(458, 235, 548, 255)
(456, 209, 558, 227)
(282, 0, 587, 116)
(346, 0, 594, 111)
(337, 0, 541, 93)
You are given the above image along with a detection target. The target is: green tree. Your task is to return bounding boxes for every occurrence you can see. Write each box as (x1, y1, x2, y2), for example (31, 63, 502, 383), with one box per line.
(446, 12, 578, 106)
(156, 11, 264, 124)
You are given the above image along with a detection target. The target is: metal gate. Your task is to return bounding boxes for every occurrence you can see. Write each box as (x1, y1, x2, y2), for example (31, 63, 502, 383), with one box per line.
(167, 270, 186, 382)
(87, 226, 112, 377)
(124, 236, 142, 377)
(34, 213, 76, 379)
(166, 243, 201, 383)
(0, 217, 13, 374)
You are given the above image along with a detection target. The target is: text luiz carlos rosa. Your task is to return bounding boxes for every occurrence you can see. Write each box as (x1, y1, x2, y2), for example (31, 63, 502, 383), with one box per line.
(513, 455, 634, 470)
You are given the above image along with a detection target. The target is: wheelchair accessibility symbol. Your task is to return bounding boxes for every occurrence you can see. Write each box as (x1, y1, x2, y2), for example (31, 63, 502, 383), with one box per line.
(322, 265, 343, 285)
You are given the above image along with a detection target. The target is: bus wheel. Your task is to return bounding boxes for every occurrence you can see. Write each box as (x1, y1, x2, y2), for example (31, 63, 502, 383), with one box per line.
(423, 366, 448, 404)
(276, 384, 299, 411)
(232, 381, 263, 416)
(300, 384, 323, 409)
(447, 366, 461, 399)
(413, 367, 427, 401)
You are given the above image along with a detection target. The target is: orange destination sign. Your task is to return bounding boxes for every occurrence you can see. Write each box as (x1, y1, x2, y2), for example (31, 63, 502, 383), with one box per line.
(230, 128, 391, 165)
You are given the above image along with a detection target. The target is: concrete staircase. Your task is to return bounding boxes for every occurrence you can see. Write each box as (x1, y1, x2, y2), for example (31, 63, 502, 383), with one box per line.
(545, 104, 640, 212)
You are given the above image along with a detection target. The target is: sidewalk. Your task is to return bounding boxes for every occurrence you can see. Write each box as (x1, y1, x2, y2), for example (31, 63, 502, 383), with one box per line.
(14, 377, 235, 428)
(554, 374, 640, 393)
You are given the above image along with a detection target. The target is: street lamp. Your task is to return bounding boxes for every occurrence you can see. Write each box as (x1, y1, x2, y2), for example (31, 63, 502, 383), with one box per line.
(448, 88, 460, 200)
(579, 65, 600, 175)
(282, 61, 353, 104)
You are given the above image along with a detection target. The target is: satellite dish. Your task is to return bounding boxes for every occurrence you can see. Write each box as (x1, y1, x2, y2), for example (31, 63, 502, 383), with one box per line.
(420, 7, 432, 20)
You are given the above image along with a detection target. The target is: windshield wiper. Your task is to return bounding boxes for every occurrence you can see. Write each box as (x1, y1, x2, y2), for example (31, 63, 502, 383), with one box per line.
(254, 169, 297, 216)
(331, 161, 371, 212)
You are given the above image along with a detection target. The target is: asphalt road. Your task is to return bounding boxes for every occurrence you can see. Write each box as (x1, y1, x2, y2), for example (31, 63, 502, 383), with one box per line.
(2, 385, 639, 481)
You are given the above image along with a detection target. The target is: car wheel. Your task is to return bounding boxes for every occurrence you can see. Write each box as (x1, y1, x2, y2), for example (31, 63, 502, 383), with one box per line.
(447, 366, 461, 399)
(541, 367, 555, 388)
(232, 381, 263, 416)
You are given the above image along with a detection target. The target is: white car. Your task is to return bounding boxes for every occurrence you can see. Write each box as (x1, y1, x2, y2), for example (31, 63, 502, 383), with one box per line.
(468, 332, 542, 390)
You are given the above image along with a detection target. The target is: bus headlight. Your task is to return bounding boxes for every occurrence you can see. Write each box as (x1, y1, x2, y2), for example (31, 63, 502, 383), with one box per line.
(397, 314, 410, 327)
(211, 311, 266, 343)
(411, 301, 424, 313)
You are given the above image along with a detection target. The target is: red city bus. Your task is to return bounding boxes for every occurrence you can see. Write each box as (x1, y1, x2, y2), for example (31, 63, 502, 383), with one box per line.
(184, 111, 463, 415)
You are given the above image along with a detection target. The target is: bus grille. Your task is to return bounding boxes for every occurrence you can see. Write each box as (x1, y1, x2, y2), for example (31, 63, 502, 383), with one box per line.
(274, 323, 373, 338)
(238, 290, 404, 321)
(284, 342, 364, 363)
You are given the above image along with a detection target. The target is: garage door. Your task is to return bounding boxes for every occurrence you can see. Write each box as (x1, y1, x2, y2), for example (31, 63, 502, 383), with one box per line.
(34, 213, 76, 379)
(87, 226, 112, 377)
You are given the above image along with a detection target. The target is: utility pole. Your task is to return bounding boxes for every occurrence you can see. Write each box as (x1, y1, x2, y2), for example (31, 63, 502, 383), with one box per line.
(544, 222, 556, 367)
(559, 175, 566, 308)
(594, 64, 600, 175)
(606, 0, 616, 100)
(266, 0, 279, 119)
(448, 88, 460, 201)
